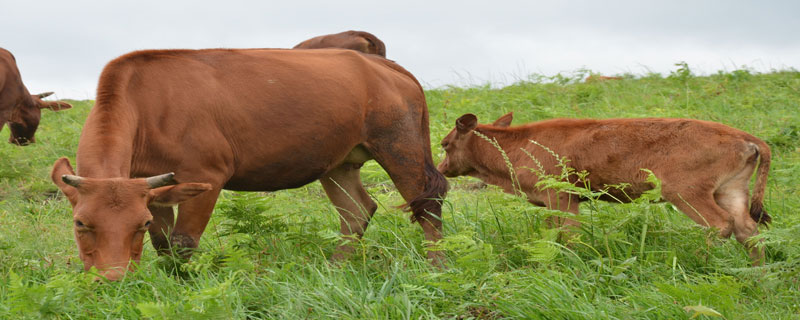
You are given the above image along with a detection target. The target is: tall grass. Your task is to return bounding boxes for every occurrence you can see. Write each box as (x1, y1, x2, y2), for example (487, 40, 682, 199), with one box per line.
(1, 66, 798, 319)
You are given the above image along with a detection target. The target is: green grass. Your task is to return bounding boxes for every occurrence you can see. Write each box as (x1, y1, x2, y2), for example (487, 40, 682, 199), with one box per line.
(1, 66, 799, 319)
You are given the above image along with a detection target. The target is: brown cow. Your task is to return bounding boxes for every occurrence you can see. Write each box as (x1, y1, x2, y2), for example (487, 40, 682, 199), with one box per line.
(584, 75, 623, 82)
(50, 48, 447, 280)
(438, 112, 771, 264)
(1, 48, 72, 145)
(294, 30, 387, 57)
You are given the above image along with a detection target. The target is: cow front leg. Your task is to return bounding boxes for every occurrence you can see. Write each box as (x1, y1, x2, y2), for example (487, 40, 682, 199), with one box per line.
(539, 191, 581, 229)
(171, 187, 222, 259)
(147, 205, 174, 254)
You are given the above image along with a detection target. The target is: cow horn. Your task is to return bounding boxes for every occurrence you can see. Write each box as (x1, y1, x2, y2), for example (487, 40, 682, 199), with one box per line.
(145, 173, 175, 188)
(37, 92, 54, 99)
(62, 175, 84, 187)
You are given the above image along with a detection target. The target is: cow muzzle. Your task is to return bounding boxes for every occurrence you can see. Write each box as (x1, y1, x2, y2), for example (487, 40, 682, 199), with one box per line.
(437, 161, 455, 177)
(92, 261, 135, 281)
(9, 136, 33, 146)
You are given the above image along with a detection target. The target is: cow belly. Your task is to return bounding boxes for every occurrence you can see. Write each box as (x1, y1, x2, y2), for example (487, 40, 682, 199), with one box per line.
(224, 170, 325, 191)
(222, 145, 371, 192)
(223, 160, 328, 191)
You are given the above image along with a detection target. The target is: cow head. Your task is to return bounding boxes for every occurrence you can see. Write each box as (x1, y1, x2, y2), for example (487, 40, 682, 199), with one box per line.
(50, 158, 212, 281)
(437, 112, 513, 177)
(8, 92, 72, 145)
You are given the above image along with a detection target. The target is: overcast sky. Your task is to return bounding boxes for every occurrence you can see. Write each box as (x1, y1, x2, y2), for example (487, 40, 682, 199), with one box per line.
(2, 0, 799, 99)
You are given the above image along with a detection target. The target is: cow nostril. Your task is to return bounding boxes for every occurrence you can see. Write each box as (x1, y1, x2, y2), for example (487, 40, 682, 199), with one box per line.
(100, 268, 127, 282)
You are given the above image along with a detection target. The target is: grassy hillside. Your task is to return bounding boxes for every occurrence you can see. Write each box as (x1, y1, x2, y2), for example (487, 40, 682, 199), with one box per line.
(1, 67, 798, 319)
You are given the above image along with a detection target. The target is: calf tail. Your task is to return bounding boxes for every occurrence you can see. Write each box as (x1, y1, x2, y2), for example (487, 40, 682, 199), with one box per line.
(409, 161, 449, 225)
(749, 140, 772, 225)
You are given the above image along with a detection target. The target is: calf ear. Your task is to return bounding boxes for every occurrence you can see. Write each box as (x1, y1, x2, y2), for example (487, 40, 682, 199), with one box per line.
(491, 112, 513, 127)
(149, 183, 213, 207)
(51, 157, 78, 206)
(456, 114, 478, 134)
(38, 100, 73, 111)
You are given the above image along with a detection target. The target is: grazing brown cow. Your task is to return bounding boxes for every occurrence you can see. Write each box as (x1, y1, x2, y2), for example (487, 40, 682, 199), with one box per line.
(438, 112, 771, 264)
(294, 30, 387, 57)
(1, 48, 72, 145)
(50, 48, 447, 280)
(584, 75, 623, 82)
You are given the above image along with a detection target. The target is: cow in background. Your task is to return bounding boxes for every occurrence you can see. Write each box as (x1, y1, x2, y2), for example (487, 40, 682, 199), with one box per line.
(585, 75, 623, 82)
(438, 112, 771, 265)
(1, 48, 72, 145)
(294, 30, 387, 57)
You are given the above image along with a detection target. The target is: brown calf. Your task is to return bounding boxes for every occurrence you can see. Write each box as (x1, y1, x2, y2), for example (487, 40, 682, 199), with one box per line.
(1, 48, 72, 145)
(438, 112, 771, 264)
(51, 48, 447, 280)
(294, 30, 387, 57)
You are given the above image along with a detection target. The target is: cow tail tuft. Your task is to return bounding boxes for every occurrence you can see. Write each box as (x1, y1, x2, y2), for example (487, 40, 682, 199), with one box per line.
(749, 140, 772, 226)
(409, 162, 449, 226)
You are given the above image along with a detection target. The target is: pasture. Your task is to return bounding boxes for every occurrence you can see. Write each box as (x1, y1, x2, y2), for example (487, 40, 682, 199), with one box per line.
(1, 67, 798, 319)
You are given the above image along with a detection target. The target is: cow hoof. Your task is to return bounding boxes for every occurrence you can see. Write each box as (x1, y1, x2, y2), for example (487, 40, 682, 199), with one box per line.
(330, 245, 356, 264)
(426, 250, 447, 269)
(151, 235, 171, 254)
(169, 234, 198, 259)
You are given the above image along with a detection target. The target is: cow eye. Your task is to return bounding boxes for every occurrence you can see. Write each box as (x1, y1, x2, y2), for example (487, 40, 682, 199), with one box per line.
(441, 142, 449, 148)
(144, 221, 152, 228)
(75, 220, 85, 227)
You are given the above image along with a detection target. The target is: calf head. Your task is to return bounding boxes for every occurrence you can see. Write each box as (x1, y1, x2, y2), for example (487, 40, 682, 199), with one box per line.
(438, 112, 513, 177)
(50, 158, 211, 280)
(8, 92, 72, 145)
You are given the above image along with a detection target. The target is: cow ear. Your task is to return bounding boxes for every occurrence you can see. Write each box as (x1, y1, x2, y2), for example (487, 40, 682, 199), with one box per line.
(456, 114, 478, 134)
(491, 112, 513, 127)
(149, 183, 213, 207)
(38, 100, 73, 111)
(51, 157, 78, 206)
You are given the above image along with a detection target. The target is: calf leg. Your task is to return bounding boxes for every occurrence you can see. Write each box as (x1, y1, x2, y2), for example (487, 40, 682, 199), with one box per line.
(320, 163, 378, 262)
(147, 205, 174, 254)
(662, 186, 734, 237)
(542, 191, 581, 229)
(715, 178, 763, 265)
(171, 188, 223, 259)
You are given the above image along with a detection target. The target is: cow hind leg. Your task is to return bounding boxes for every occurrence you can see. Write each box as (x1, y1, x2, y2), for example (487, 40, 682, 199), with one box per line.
(320, 163, 378, 262)
(171, 187, 223, 259)
(715, 172, 763, 265)
(369, 143, 448, 265)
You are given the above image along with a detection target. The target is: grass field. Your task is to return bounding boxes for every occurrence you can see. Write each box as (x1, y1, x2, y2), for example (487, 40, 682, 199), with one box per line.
(1, 66, 799, 319)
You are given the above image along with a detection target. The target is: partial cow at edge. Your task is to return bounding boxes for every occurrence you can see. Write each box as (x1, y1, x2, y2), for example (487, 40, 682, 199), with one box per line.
(51, 48, 447, 280)
(294, 30, 387, 57)
(438, 112, 771, 265)
(0, 48, 72, 145)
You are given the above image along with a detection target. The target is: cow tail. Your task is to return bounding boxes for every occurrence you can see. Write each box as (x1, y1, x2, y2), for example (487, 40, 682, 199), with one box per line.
(410, 91, 448, 226)
(381, 59, 448, 225)
(409, 161, 449, 226)
(749, 139, 772, 226)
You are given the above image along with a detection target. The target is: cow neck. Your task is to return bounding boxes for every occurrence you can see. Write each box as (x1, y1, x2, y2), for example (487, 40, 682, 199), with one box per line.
(469, 126, 531, 178)
(75, 103, 137, 179)
(8, 95, 33, 121)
